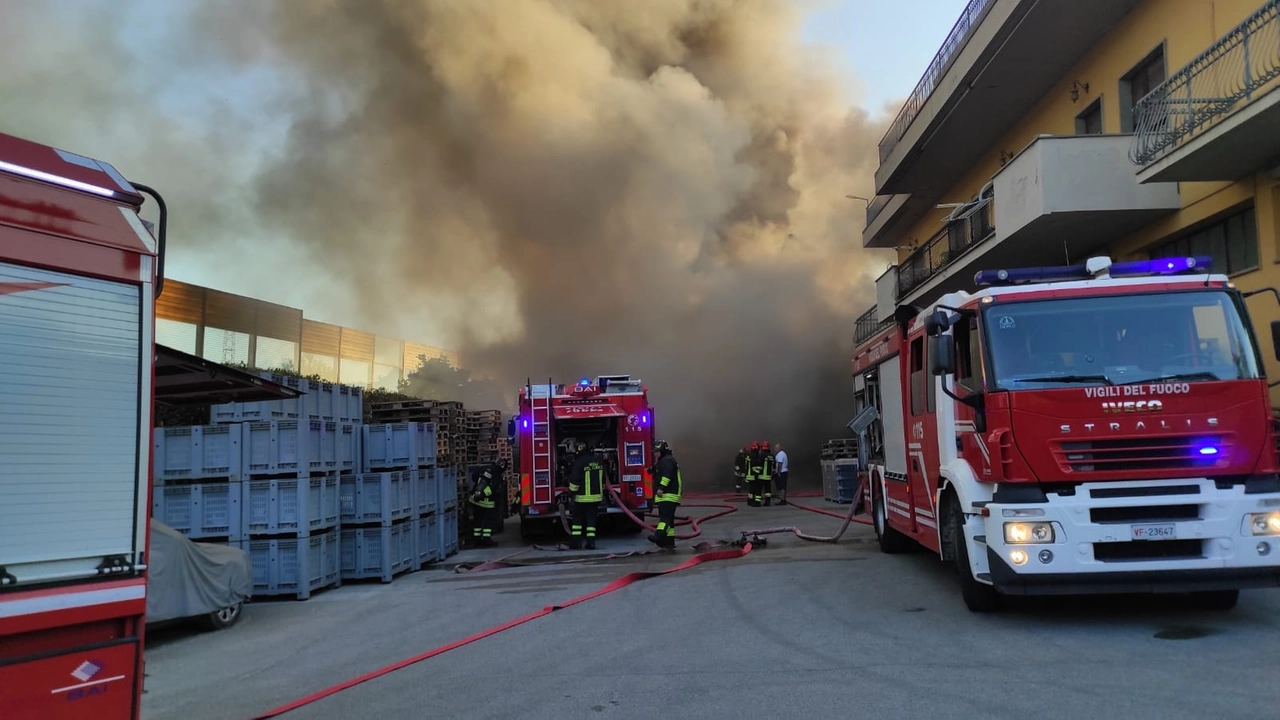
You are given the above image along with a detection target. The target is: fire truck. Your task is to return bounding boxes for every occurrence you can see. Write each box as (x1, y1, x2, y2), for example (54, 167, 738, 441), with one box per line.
(514, 375, 656, 538)
(851, 255, 1280, 613)
(0, 133, 164, 717)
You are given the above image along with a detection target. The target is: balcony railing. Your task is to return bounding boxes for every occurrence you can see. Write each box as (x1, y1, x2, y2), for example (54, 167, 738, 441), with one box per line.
(895, 197, 995, 298)
(1130, 0, 1280, 165)
(878, 0, 997, 164)
(854, 306, 895, 347)
(865, 195, 892, 228)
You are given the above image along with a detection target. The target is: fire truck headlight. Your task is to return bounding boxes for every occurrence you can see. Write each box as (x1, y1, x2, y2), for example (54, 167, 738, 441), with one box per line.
(1248, 512, 1280, 536)
(1004, 522, 1054, 544)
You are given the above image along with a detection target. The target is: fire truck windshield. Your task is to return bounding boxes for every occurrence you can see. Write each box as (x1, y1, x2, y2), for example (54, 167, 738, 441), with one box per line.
(982, 290, 1261, 390)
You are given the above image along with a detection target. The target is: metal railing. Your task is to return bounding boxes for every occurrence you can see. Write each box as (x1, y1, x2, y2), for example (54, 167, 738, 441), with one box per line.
(895, 197, 995, 298)
(878, 0, 997, 164)
(1130, 0, 1280, 165)
(854, 306, 895, 347)
(865, 195, 892, 229)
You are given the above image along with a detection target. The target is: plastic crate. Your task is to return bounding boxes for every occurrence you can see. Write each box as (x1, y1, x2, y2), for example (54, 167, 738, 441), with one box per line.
(411, 468, 438, 517)
(339, 472, 413, 526)
(153, 425, 242, 481)
(338, 385, 364, 423)
(209, 399, 295, 423)
(241, 530, 340, 600)
(835, 459, 861, 504)
(438, 467, 458, 509)
(412, 514, 441, 570)
(415, 423, 437, 467)
(152, 481, 243, 540)
(439, 508, 459, 556)
(243, 475, 341, 535)
(336, 422, 358, 472)
(340, 523, 414, 582)
(243, 420, 337, 475)
(363, 423, 428, 471)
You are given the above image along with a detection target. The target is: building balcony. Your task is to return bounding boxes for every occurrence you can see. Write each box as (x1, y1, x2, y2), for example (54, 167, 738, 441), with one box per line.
(1130, 0, 1280, 184)
(862, 193, 914, 248)
(854, 305, 895, 347)
(893, 134, 1180, 306)
(875, 0, 1141, 198)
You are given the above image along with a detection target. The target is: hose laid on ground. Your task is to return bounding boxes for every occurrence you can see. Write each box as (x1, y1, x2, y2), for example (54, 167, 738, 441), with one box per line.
(733, 480, 872, 545)
(252, 541, 755, 719)
(604, 482, 737, 540)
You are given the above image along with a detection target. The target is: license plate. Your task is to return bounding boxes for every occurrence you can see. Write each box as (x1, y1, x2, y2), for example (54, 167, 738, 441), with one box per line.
(1131, 523, 1177, 541)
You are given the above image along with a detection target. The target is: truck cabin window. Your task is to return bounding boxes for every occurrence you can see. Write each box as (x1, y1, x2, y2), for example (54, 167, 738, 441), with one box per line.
(981, 291, 1260, 390)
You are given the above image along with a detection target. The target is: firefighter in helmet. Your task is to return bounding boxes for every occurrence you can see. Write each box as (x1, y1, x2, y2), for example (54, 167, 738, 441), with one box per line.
(567, 441, 605, 549)
(649, 439, 683, 548)
(733, 445, 749, 493)
(759, 441, 775, 507)
(470, 461, 502, 547)
(746, 441, 764, 507)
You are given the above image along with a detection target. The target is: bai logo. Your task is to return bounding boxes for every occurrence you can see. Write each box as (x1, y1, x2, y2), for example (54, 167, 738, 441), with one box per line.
(52, 658, 125, 701)
(626, 413, 642, 430)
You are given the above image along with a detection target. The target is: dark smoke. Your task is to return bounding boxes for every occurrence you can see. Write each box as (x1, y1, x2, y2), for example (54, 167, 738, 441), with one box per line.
(1, 0, 894, 488)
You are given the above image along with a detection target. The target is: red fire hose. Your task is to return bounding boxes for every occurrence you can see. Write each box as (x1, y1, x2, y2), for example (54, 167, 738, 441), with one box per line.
(253, 541, 755, 719)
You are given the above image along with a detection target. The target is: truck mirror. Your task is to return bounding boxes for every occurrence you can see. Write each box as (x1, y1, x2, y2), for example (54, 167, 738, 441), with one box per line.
(1271, 320, 1280, 361)
(923, 309, 948, 337)
(930, 335, 956, 376)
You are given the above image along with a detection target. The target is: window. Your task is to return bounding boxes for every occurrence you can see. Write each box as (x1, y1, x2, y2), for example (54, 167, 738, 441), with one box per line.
(925, 336, 937, 413)
(910, 336, 925, 416)
(1150, 206, 1259, 276)
(954, 315, 983, 393)
(1121, 45, 1166, 132)
(1075, 98, 1103, 135)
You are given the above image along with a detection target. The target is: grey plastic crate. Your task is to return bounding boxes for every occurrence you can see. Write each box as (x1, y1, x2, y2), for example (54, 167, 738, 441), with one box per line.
(152, 481, 243, 540)
(363, 423, 427, 471)
(438, 467, 458, 509)
(338, 385, 364, 423)
(243, 475, 341, 536)
(439, 508, 459, 557)
(412, 514, 441, 570)
(339, 472, 413, 526)
(243, 420, 337, 475)
(153, 425, 242, 481)
(241, 529, 340, 600)
(412, 468, 438, 517)
(835, 459, 861, 504)
(210, 399, 295, 423)
(336, 422, 358, 472)
(340, 523, 414, 583)
(415, 422, 437, 467)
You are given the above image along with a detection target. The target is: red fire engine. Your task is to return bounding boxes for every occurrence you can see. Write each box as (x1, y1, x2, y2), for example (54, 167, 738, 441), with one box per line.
(515, 375, 656, 537)
(0, 133, 164, 717)
(852, 255, 1280, 612)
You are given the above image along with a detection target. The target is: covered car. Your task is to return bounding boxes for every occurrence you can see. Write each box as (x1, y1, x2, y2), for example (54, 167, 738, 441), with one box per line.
(146, 520, 252, 631)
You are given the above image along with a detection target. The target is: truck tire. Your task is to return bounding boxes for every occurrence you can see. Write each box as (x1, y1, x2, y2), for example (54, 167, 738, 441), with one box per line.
(1187, 589, 1239, 611)
(872, 481, 911, 555)
(948, 499, 1001, 613)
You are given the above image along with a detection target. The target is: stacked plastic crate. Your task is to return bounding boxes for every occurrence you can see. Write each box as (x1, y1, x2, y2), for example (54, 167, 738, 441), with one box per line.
(344, 421, 445, 582)
(211, 374, 360, 599)
(152, 424, 246, 546)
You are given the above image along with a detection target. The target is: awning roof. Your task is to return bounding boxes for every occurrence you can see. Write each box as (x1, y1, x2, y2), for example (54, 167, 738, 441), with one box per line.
(552, 402, 626, 420)
(155, 345, 304, 406)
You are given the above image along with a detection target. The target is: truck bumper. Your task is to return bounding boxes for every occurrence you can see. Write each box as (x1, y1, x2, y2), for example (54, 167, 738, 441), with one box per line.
(982, 477, 1280, 596)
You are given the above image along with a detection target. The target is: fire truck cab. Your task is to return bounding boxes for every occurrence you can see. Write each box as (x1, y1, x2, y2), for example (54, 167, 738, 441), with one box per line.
(853, 255, 1280, 612)
(515, 375, 656, 538)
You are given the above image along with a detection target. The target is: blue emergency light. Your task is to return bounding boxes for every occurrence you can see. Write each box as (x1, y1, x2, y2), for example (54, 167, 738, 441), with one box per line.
(973, 256, 1213, 286)
(579, 377, 591, 387)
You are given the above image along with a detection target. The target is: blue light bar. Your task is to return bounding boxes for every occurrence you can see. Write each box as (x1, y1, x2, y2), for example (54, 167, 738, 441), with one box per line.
(579, 377, 590, 386)
(973, 256, 1213, 286)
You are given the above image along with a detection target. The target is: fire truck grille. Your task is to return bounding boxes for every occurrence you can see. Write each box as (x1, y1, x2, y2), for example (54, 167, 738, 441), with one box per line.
(1054, 435, 1227, 473)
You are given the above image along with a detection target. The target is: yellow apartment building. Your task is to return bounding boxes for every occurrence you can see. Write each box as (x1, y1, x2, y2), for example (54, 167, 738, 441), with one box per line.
(856, 0, 1280, 402)
(155, 278, 456, 390)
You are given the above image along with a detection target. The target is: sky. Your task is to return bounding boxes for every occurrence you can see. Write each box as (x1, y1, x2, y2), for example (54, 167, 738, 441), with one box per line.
(6, 0, 973, 349)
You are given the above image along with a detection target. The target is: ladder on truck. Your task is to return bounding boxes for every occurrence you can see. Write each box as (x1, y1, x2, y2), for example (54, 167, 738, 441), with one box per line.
(529, 378, 555, 506)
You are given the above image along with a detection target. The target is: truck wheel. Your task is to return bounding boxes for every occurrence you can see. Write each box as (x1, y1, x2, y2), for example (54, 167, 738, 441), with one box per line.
(201, 601, 243, 631)
(1187, 589, 1239, 611)
(948, 500, 1001, 613)
(872, 485, 911, 555)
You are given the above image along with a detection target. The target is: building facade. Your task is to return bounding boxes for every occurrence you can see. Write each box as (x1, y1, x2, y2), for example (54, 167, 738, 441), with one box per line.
(858, 0, 1280, 401)
(155, 278, 456, 390)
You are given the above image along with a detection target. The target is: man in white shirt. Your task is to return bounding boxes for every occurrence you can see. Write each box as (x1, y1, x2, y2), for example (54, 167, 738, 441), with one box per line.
(774, 444, 789, 505)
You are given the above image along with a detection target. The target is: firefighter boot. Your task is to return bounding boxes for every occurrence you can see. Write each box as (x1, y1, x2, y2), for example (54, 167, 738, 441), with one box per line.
(585, 538, 596, 550)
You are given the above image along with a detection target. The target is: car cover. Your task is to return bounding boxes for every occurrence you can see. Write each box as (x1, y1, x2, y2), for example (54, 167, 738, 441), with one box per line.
(146, 520, 252, 623)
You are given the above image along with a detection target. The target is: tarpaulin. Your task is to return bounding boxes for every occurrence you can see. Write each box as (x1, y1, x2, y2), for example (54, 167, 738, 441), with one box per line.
(146, 520, 252, 623)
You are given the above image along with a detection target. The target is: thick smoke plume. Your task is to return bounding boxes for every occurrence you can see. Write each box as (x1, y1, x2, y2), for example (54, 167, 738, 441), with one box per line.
(2, 0, 893, 488)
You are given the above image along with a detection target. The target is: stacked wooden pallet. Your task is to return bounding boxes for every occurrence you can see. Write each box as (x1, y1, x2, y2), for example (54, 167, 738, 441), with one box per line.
(820, 438, 858, 461)
(462, 409, 503, 467)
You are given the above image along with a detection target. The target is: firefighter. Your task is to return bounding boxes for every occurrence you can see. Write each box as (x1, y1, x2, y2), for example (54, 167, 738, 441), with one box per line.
(567, 442, 605, 549)
(733, 445, 749, 493)
(745, 441, 763, 507)
(470, 461, 502, 547)
(759, 441, 775, 506)
(648, 439, 683, 548)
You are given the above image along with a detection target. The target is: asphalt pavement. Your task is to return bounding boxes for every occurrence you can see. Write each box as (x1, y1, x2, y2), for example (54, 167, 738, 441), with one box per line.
(142, 499, 1280, 720)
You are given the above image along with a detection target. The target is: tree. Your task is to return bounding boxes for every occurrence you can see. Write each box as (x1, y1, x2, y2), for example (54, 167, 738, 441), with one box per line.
(401, 355, 509, 411)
